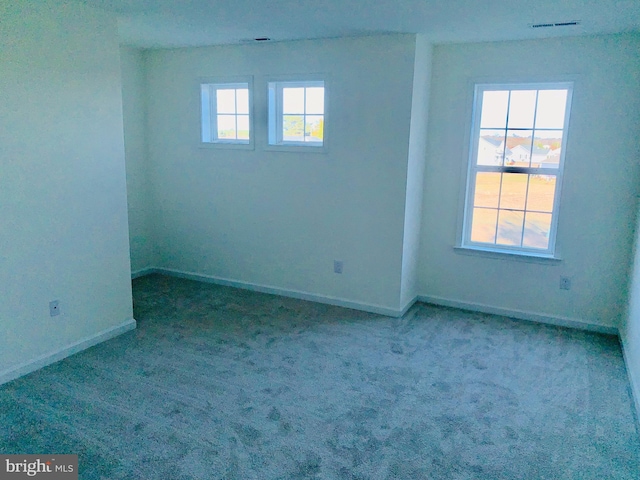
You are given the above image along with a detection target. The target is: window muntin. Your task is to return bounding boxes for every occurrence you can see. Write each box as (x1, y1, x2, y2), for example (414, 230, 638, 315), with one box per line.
(268, 81, 325, 147)
(201, 82, 250, 144)
(463, 83, 572, 255)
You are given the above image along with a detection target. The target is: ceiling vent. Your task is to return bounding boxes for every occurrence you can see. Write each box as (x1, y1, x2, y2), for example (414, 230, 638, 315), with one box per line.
(531, 21, 580, 28)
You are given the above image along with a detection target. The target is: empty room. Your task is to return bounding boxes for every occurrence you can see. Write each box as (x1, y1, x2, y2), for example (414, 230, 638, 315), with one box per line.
(2, 0, 640, 478)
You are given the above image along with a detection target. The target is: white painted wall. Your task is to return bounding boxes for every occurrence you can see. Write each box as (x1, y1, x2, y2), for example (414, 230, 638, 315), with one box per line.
(419, 34, 640, 329)
(120, 47, 155, 274)
(400, 35, 432, 310)
(145, 35, 417, 313)
(623, 199, 640, 419)
(0, 0, 134, 381)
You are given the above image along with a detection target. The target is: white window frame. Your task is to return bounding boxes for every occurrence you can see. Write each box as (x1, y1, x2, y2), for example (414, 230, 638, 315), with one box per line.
(200, 79, 253, 149)
(268, 80, 326, 149)
(461, 82, 573, 258)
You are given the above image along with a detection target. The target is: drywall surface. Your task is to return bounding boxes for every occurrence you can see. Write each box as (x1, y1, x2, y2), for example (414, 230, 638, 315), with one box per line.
(623, 199, 640, 419)
(400, 35, 432, 309)
(120, 47, 155, 274)
(419, 34, 640, 327)
(0, 1, 133, 374)
(145, 35, 416, 311)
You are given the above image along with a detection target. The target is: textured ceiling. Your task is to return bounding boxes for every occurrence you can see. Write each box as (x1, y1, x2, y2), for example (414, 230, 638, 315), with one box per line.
(79, 0, 640, 48)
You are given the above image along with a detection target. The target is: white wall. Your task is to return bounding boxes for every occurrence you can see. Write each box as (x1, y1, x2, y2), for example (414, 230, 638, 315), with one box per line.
(623, 199, 640, 419)
(400, 35, 432, 309)
(418, 34, 640, 330)
(120, 47, 155, 274)
(145, 35, 417, 314)
(0, 0, 134, 381)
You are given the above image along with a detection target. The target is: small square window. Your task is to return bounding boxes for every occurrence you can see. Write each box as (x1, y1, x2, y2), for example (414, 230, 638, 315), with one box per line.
(268, 81, 325, 147)
(201, 82, 251, 145)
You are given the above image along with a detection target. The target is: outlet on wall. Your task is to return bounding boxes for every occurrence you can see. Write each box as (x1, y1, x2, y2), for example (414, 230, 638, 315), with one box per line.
(334, 260, 343, 274)
(559, 277, 571, 291)
(49, 300, 60, 316)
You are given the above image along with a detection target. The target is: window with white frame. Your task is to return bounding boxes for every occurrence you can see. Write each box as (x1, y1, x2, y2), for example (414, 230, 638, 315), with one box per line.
(268, 81, 325, 147)
(201, 82, 251, 144)
(462, 83, 573, 255)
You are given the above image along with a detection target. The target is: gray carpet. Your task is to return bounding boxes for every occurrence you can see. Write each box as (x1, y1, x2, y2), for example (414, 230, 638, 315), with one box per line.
(1, 273, 639, 479)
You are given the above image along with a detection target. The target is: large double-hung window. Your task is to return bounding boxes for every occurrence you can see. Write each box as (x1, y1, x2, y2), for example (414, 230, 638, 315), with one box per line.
(462, 83, 573, 256)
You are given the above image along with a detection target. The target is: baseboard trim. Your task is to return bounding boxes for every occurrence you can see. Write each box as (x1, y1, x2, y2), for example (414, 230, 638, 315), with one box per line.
(130, 268, 616, 333)
(619, 331, 640, 429)
(417, 295, 618, 335)
(131, 267, 157, 279)
(399, 296, 419, 316)
(154, 267, 405, 317)
(0, 318, 137, 386)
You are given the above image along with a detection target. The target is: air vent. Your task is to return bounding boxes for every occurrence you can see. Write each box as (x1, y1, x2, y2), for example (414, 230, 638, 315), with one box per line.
(531, 21, 580, 28)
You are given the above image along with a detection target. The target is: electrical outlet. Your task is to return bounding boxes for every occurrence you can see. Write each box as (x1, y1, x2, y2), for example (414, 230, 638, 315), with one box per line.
(559, 277, 571, 291)
(49, 300, 60, 316)
(334, 260, 343, 274)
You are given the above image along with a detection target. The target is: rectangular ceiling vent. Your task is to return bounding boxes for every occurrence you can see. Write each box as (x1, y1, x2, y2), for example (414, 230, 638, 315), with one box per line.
(531, 21, 580, 28)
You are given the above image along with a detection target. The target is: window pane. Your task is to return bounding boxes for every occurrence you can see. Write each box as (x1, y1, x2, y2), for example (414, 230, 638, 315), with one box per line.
(471, 208, 498, 243)
(305, 115, 324, 141)
(236, 89, 249, 114)
(283, 115, 304, 141)
(534, 130, 563, 169)
(217, 115, 237, 139)
(505, 130, 533, 167)
(499, 173, 527, 210)
(237, 115, 250, 140)
(526, 175, 556, 212)
(283, 88, 305, 114)
(507, 90, 536, 129)
(523, 212, 552, 249)
(496, 210, 524, 246)
(201, 85, 211, 142)
(535, 90, 567, 129)
(477, 129, 505, 166)
(217, 89, 236, 114)
(305, 87, 324, 114)
(474, 172, 501, 208)
(480, 90, 508, 128)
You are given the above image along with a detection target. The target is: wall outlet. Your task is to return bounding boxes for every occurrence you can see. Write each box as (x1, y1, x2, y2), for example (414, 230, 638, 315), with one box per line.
(49, 300, 60, 316)
(559, 277, 571, 291)
(334, 260, 343, 274)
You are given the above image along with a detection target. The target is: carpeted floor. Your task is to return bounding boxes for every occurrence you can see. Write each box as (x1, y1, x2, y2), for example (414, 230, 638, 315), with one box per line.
(1, 273, 639, 479)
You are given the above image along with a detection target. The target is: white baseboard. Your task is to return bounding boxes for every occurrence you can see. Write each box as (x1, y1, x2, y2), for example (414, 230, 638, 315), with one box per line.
(131, 267, 157, 279)
(400, 296, 419, 316)
(417, 294, 618, 335)
(154, 267, 406, 317)
(0, 318, 137, 386)
(130, 268, 618, 333)
(619, 331, 640, 428)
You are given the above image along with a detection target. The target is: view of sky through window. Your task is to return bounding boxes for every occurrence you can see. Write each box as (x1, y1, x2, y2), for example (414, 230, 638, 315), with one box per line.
(282, 86, 324, 143)
(201, 82, 250, 144)
(216, 88, 249, 140)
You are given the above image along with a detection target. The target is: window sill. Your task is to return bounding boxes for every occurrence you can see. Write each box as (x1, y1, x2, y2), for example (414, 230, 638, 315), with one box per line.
(263, 144, 327, 154)
(453, 246, 562, 264)
(199, 142, 254, 151)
